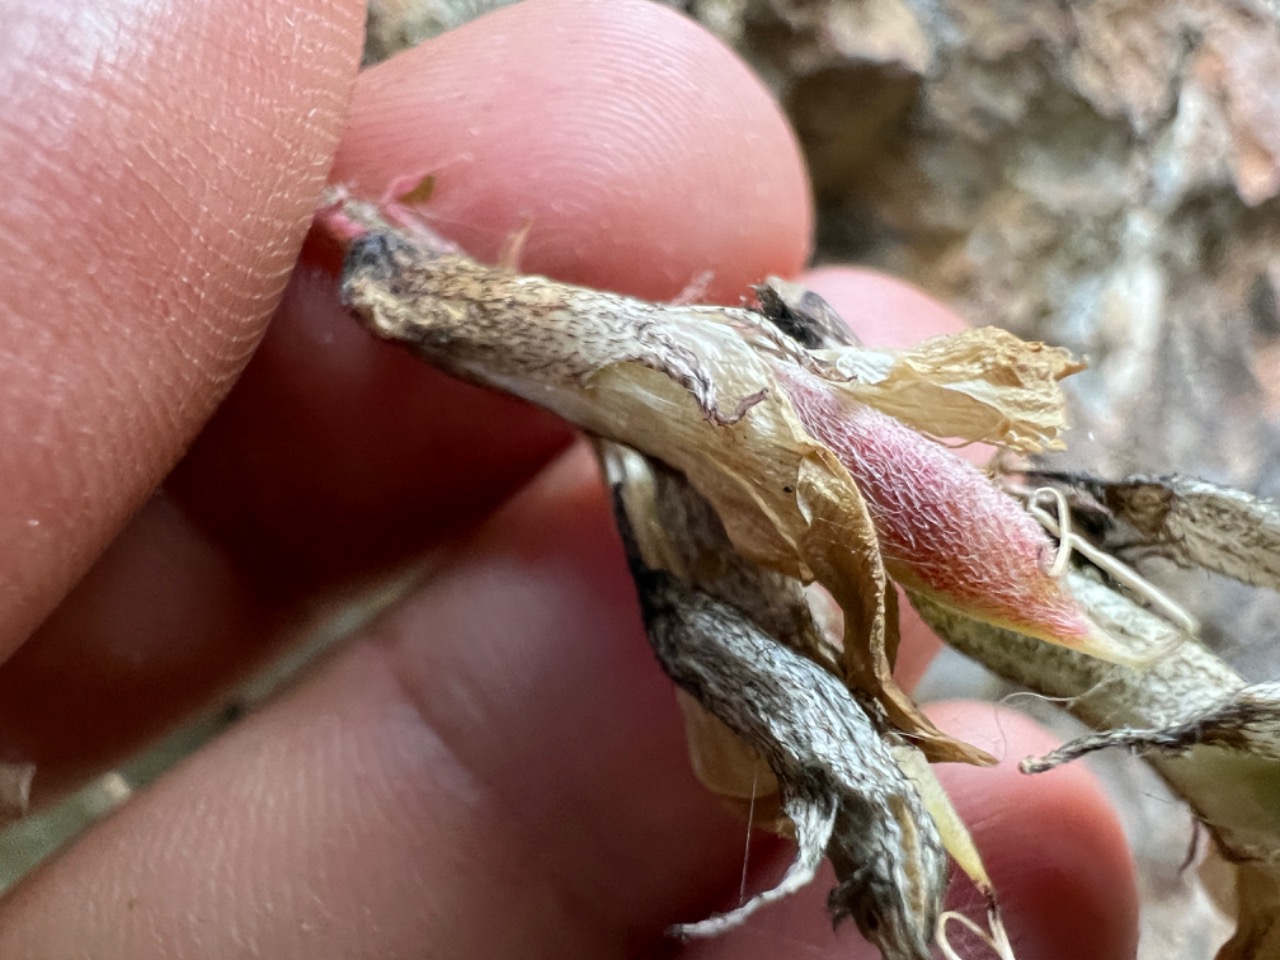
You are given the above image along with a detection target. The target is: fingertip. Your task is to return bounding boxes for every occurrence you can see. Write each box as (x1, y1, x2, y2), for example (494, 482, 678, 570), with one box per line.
(331, 0, 812, 301)
(926, 701, 1140, 960)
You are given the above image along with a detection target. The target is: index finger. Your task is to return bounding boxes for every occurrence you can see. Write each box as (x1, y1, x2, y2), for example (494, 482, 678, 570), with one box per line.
(0, 0, 365, 663)
(0, 0, 815, 796)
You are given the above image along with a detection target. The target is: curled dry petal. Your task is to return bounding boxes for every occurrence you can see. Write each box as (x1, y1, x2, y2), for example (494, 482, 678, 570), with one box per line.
(818, 328, 1086, 452)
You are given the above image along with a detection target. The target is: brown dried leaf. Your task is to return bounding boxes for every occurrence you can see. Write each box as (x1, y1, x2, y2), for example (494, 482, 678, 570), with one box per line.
(608, 458, 948, 958)
(331, 196, 1129, 958)
(605, 442, 1006, 946)
(1032, 472, 1280, 592)
(334, 197, 1105, 689)
(1023, 681, 1280, 772)
(1222, 864, 1280, 960)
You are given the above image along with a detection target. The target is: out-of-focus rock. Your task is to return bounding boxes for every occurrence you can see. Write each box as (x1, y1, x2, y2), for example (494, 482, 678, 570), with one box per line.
(363, 0, 519, 64)
(671, 0, 1280, 674)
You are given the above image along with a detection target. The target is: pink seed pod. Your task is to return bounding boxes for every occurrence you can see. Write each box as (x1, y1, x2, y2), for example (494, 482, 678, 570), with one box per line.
(774, 362, 1116, 658)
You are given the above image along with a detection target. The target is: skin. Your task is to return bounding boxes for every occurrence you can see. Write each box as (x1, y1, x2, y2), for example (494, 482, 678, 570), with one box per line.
(0, 0, 1139, 957)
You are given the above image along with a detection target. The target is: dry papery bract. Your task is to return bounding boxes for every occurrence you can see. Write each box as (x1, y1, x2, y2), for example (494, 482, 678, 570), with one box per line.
(329, 188, 1280, 960)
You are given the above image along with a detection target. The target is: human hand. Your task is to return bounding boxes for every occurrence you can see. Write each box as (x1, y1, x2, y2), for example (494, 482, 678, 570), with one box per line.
(0, 0, 1138, 957)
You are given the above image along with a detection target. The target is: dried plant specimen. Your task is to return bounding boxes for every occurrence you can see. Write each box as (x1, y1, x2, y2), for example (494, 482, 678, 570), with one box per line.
(325, 188, 1280, 959)
(603, 443, 947, 957)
